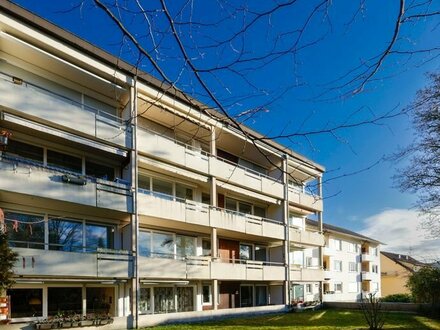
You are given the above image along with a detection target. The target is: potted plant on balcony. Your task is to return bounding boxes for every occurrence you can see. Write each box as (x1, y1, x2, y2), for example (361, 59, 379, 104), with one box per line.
(0, 209, 19, 324)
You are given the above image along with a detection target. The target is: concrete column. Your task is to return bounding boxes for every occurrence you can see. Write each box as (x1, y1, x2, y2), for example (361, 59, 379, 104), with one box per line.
(282, 155, 290, 305)
(210, 127, 216, 156)
(211, 227, 218, 258)
(210, 177, 217, 207)
(81, 286, 86, 316)
(212, 279, 218, 310)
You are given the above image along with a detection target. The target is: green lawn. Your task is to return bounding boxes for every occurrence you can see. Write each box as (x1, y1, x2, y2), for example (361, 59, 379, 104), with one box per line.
(148, 309, 440, 330)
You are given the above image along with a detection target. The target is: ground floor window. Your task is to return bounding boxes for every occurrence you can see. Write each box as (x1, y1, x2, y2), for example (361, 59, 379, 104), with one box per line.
(7, 288, 42, 318)
(86, 287, 114, 315)
(240, 285, 253, 307)
(177, 287, 193, 312)
(255, 286, 267, 306)
(154, 287, 175, 314)
(48, 287, 82, 316)
(202, 285, 212, 305)
(142, 286, 195, 314)
(139, 288, 151, 314)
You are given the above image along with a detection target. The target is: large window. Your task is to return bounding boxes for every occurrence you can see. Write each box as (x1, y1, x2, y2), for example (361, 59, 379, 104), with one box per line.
(7, 289, 43, 318)
(48, 287, 82, 316)
(86, 223, 113, 251)
(154, 287, 175, 314)
(177, 287, 194, 312)
(255, 286, 267, 306)
(153, 178, 173, 196)
(5, 139, 43, 163)
(85, 160, 115, 181)
(240, 286, 253, 307)
(240, 243, 253, 261)
(255, 245, 267, 262)
(139, 288, 151, 314)
(47, 149, 82, 173)
(49, 218, 83, 251)
(5, 211, 44, 249)
(86, 287, 114, 315)
(224, 197, 266, 218)
(139, 230, 196, 259)
(202, 285, 212, 305)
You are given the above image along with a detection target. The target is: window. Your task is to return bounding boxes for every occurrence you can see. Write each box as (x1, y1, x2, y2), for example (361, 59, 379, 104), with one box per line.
(47, 149, 82, 173)
(348, 243, 356, 253)
(348, 282, 358, 293)
(139, 288, 151, 314)
(85, 223, 113, 251)
(334, 260, 342, 272)
(7, 289, 43, 318)
(201, 193, 210, 205)
(306, 284, 312, 294)
(371, 247, 378, 256)
(138, 176, 151, 190)
(306, 257, 313, 268)
(372, 265, 379, 273)
(152, 178, 173, 196)
(240, 286, 253, 307)
(371, 282, 379, 292)
(5, 139, 43, 163)
(49, 218, 83, 251)
(289, 213, 304, 229)
(139, 231, 152, 257)
(202, 239, 211, 256)
(5, 211, 45, 249)
(255, 286, 268, 306)
(176, 235, 196, 258)
(238, 202, 252, 215)
(334, 282, 343, 293)
(86, 287, 114, 314)
(152, 232, 174, 258)
(240, 243, 253, 261)
(177, 287, 194, 312)
(48, 287, 82, 316)
(349, 262, 357, 272)
(332, 239, 342, 251)
(288, 179, 303, 192)
(253, 206, 266, 218)
(202, 285, 212, 305)
(85, 160, 115, 181)
(175, 183, 193, 200)
(154, 287, 175, 313)
(225, 198, 236, 211)
(255, 245, 267, 262)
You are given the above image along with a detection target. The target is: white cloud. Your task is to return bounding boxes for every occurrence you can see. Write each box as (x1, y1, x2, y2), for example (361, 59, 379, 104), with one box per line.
(360, 209, 440, 262)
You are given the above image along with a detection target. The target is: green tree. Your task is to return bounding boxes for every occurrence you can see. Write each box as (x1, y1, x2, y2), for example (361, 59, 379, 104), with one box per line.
(0, 230, 18, 295)
(407, 266, 440, 306)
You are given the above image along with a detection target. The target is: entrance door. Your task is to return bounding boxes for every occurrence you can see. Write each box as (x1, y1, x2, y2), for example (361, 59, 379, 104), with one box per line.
(218, 239, 239, 263)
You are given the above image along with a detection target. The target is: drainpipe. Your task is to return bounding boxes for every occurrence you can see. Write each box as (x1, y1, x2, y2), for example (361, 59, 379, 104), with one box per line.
(317, 176, 324, 303)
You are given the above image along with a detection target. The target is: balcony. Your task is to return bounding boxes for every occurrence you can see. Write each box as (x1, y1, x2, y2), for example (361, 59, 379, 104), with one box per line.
(0, 155, 133, 213)
(210, 157, 284, 198)
(290, 266, 324, 282)
(0, 72, 132, 148)
(288, 188, 323, 212)
(137, 190, 285, 239)
(289, 227, 324, 246)
(362, 271, 374, 281)
(136, 127, 284, 198)
(361, 253, 376, 262)
(138, 256, 286, 281)
(137, 128, 210, 173)
(13, 247, 132, 278)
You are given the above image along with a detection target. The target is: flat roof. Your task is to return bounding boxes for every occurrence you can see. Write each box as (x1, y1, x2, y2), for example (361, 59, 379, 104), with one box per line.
(0, 1, 324, 172)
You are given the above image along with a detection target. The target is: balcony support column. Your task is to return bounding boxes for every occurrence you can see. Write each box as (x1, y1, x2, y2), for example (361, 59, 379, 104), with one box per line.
(129, 79, 139, 328)
(283, 154, 290, 305)
(211, 227, 218, 258)
(212, 279, 218, 310)
(210, 127, 216, 156)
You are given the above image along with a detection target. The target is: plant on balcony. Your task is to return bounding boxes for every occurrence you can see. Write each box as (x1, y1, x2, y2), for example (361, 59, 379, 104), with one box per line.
(359, 293, 385, 330)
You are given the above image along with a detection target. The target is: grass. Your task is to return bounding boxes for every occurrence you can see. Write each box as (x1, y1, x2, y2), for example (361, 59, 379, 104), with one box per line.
(148, 309, 440, 330)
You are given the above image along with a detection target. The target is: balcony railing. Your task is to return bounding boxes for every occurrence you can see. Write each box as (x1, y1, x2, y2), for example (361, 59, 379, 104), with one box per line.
(289, 226, 324, 246)
(12, 246, 132, 278)
(137, 189, 284, 239)
(0, 155, 133, 212)
(0, 72, 131, 148)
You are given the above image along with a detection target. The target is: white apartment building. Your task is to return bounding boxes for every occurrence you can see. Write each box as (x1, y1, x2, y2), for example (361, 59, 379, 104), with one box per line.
(319, 222, 381, 302)
(0, 2, 328, 328)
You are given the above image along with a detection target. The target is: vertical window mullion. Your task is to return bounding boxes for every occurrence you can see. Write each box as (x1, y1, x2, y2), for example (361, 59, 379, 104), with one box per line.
(44, 214, 49, 250)
(82, 219, 86, 252)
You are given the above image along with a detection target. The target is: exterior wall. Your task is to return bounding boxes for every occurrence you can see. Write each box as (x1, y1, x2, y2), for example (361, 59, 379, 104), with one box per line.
(380, 254, 411, 296)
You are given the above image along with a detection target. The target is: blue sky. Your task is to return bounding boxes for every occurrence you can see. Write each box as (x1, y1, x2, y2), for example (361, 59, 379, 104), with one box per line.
(12, 0, 440, 258)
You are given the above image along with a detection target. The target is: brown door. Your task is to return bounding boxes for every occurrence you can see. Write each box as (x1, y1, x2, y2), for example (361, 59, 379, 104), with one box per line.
(217, 194, 225, 208)
(218, 239, 239, 262)
(219, 282, 240, 309)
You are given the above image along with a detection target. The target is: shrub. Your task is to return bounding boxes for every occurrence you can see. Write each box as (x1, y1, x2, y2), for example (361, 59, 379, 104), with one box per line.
(381, 294, 412, 303)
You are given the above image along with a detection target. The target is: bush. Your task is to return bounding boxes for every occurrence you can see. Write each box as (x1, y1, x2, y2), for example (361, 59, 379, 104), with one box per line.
(381, 294, 412, 303)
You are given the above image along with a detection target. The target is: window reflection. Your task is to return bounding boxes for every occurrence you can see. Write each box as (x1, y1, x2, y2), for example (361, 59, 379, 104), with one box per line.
(5, 211, 44, 249)
(152, 232, 174, 258)
(86, 224, 113, 251)
(49, 219, 83, 251)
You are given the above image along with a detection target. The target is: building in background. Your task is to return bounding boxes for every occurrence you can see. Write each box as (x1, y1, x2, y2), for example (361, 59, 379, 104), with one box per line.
(0, 2, 328, 328)
(380, 252, 425, 297)
(318, 222, 381, 302)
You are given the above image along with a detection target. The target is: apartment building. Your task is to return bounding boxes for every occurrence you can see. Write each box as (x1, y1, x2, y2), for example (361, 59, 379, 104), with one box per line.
(316, 222, 381, 302)
(0, 2, 326, 328)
